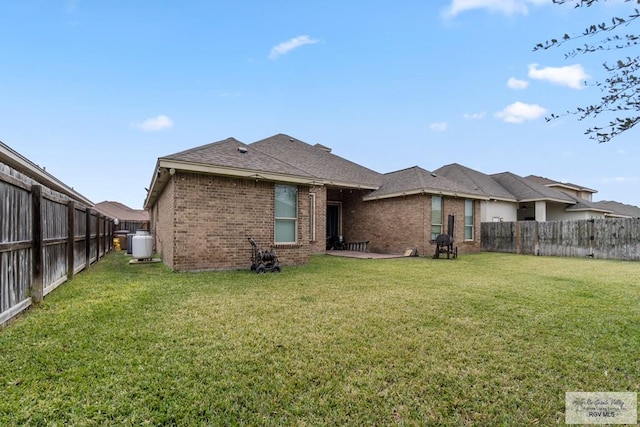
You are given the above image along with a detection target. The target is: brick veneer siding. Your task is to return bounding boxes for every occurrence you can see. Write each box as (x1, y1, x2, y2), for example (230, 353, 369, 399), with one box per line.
(336, 190, 481, 256)
(152, 172, 310, 271)
(150, 177, 175, 270)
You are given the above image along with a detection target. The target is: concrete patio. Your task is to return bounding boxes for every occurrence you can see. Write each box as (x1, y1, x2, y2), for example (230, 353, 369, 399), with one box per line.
(324, 250, 406, 259)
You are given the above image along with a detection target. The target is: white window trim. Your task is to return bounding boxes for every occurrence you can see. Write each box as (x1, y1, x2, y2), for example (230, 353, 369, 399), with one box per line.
(309, 193, 316, 242)
(275, 184, 298, 244)
(431, 195, 443, 240)
(464, 199, 474, 241)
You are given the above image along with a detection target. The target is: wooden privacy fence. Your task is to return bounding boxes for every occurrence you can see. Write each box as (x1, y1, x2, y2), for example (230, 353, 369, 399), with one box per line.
(481, 218, 640, 261)
(1, 166, 113, 327)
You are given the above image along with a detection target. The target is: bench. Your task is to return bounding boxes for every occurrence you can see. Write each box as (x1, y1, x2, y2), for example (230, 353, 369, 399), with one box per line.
(327, 236, 370, 252)
(345, 240, 369, 252)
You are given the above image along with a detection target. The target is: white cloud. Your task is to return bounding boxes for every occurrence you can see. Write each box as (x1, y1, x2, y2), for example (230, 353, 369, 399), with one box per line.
(66, 0, 79, 14)
(268, 35, 319, 60)
(601, 176, 639, 184)
(430, 122, 449, 132)
(131, 115, 174, 132)
(463, 112, 486, 120)
(443, 0, 546, 17)
(495, 102, 546, 123)
(527, 63, 590, 89)
(507, 77, 529, 89)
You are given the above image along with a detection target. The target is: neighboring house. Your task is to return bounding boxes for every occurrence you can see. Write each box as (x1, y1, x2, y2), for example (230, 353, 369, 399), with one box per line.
(591, 201, 640, 218)
(144, 134, 484, 271)
(0, 141, 93, 206)
(436, 165, 618, 222)
(491, 172, 606, 222)
(94, 201, 150, 232)
(525, 175, 597, 202)
(143, 133, 640, 271)
(526, 175, 640, 218)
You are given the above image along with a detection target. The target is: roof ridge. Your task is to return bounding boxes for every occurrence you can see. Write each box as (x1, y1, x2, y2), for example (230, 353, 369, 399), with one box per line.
(162, 137, 245, 159)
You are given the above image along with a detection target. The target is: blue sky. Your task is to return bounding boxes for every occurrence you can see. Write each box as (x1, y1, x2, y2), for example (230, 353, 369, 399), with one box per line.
(1, 0, 638, 209)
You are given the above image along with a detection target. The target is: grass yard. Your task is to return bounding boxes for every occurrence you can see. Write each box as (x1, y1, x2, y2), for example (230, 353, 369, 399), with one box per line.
(0, 252, 638, 426)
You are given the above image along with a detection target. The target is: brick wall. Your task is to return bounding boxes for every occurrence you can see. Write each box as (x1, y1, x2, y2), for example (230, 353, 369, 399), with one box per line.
(150, 171, 482, 269)
(154, 172, 310, 271)
(340, 191, 481, 256)
(440, 198, 482, 255)
(151, 177, 175, 269)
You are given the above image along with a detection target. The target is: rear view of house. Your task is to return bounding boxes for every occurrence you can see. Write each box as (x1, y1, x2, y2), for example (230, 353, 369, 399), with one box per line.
(144, 134, 485, 271)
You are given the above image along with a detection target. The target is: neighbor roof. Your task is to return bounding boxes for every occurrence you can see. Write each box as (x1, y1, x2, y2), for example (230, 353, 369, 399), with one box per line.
(525, 175, 597, 194)
(592, 200, 640, 218)
(491, 172, 576, 204)
(434, 163, 517, 202)
(363, 166, 489, 201)
(1, 140, 94, 206)
(563, 196, 612, 214)
(94, 201, 149, 222)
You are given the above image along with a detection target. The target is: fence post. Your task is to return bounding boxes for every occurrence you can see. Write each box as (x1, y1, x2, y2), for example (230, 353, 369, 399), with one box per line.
(67, 201, 75, 279)
(31, 185, 44, 303)
(85, 208, 91, 267)
(589, 218, 595, 257)
(97, 214, 102, 260)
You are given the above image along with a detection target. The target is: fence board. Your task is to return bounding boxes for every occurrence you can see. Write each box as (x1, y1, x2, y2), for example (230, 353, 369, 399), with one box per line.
(480, 221, 515, 253)
(482, 219, 640, 261)
(0, 161, 114, 327)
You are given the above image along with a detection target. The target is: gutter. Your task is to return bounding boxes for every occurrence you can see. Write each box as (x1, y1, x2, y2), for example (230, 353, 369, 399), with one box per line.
(363, 188, 490, 202)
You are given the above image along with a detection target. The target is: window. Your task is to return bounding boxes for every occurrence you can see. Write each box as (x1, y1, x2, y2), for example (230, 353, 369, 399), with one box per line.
(309, 193, 316, 241)
(465, 199, 474, 240)
(431, 195, 443, 240)
(275, 185, 297, 243)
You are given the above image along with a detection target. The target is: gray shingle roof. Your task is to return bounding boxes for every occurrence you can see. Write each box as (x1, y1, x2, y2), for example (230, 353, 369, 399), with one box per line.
(525, 175, 597, 193)
(364, 166, 488, 200)
(592, 200, 640, 218)
(250, 134, 382, 188)
(95, 201, 149, 222)
(434, 163, 516, 201)
(162, 137, 313, 179)
(150, 134, 638, 213)
(491, 172, 576, 203)
(563, 196, 611, 213)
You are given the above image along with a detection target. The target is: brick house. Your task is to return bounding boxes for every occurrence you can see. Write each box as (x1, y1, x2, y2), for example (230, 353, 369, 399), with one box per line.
(144, 134, 487, 271)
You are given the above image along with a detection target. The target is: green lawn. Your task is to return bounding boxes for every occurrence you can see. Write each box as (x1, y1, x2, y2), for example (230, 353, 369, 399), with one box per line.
(0, 252, 638, 426)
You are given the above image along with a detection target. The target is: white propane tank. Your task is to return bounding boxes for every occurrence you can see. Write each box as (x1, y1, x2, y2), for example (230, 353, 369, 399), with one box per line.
(132, 230, 153, 259)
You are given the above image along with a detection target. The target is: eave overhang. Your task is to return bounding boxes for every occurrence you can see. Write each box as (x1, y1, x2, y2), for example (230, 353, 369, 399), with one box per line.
(362, 188, 490, 202)
(519, 197, 576, 204)
(143, 158, 379, 209)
